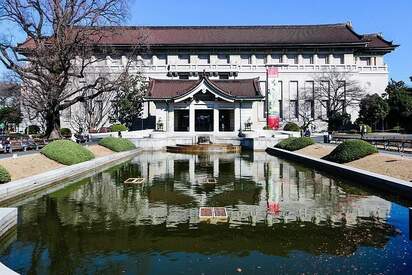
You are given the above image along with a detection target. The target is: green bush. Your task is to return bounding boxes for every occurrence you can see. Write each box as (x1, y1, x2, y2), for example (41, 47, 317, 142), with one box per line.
(275, 137, 315, 151)
(25, 125, 41, 135)
(0, 165, 11, 184)
(41, 140, 94, 165)
(98, 137, 136, 152)
(323, 140, 378, 163)
(60, 128, 72, 138)
(110, 124, 128, 132)
(283, 122, 300, 132)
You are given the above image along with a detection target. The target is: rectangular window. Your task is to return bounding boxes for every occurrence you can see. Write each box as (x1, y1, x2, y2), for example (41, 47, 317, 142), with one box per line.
(289, 81, 298, 100)
(360, 57, 371, 66)
(217, 54, 229, 64)
(304, 100, 315, 118)
(318, 54, 329, 65)
(279, 100, 283, 119)
(287, 54, 298, 64)
(198, 54, 210, 65)
(302, 54, 314, 64)
(322, 100, 330, 118)
(271, 54, 282, 63)
(157, 54, 167, 65)
(290, 100, 298, 119)
(240, 54, 251, 65)
(255, 54, 266, 65)
(333, 54, 344, 64)
(373, 56, 377, 66)
(178, 54, 190, 64)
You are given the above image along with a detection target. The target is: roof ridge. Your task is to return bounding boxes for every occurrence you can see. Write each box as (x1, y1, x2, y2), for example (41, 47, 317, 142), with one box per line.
(73, 23, 348, 30)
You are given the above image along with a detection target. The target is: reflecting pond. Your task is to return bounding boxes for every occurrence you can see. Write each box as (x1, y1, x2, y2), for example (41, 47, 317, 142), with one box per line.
(1, 151, 412, 274)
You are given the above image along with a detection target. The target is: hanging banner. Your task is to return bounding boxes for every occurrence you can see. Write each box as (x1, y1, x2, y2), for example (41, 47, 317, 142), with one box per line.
(266, 67, 280, 129)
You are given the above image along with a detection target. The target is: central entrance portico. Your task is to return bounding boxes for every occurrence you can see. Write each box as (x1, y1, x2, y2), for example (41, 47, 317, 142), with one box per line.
(144, 75, 264, 134)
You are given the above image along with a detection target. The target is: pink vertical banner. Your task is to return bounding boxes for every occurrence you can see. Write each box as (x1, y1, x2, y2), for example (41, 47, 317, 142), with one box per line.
(267, 67, 280, 129)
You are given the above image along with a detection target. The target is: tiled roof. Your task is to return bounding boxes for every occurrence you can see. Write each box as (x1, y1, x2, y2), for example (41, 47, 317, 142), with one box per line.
(147, 77, 262, 100)
(18, 23, 397, 51)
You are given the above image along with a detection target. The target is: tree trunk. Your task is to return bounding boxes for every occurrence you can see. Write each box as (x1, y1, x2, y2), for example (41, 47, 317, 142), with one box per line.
(45, 110, 62, 140)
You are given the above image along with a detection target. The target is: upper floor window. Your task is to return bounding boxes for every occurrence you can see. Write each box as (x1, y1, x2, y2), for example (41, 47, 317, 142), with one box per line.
(157, 54, 167, 65)
(302, 54, 314, 64)
(287, 54, 298, 64)
(198, 54, 210, 65)
(271, 54, 283, 63)
(240, 54, 251, 65)
(255, 54, 266, 65)
(217, 54, 229, 64)
(178, 54, 190, 64)
(359, 57, 371, 66)
(318, 54, 330, 65)
(333, 54, 344, 64)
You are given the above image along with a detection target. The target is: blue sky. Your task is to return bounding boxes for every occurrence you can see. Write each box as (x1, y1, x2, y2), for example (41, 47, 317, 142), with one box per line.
(1, 0, 411, 83)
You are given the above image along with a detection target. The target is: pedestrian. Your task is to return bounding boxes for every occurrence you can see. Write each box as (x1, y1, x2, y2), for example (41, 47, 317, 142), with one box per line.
(118, 131, 122, 138)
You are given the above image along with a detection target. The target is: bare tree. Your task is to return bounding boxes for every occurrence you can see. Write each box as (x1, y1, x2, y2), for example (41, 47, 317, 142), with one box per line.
(69, 91, 114, 133)
(312, 70, 365, 123)
(0, 0, 145, 139)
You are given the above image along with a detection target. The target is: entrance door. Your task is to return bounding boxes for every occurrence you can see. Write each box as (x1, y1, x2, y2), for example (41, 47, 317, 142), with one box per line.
(195, 110, 214, 132)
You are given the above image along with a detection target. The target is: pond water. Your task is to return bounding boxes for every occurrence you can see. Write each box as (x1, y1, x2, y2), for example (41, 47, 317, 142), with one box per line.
(1, 151, 412, 274)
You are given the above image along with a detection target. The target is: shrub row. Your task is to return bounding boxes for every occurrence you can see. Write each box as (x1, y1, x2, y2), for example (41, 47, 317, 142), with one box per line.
(323, 140, 378, 163)
(98, 137, 136, 152)
(283, 122, 300, 132)
(0, 165, 11, 184)
(41, 140, 94, 165)
(275, 137, 315, 151)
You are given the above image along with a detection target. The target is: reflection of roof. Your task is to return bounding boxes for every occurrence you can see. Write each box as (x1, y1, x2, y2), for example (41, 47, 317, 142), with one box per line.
(18, 23, 397, 51)
(146, 77, 262, 100)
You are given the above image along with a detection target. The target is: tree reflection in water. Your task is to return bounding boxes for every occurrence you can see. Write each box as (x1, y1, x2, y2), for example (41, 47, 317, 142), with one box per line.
(1, 151, 409, 275)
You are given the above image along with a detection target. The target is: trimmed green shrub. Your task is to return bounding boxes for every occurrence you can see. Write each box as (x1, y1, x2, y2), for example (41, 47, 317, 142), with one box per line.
(110, 124, 128, 132)
(275, 137, 315, 151)
(283, 122, 300, 132)
(0, 165, 11, 184)
(323, 140, 378, 163)
(60, 128, 72, 138)
(25, 125, 41, 135)
(98, 137, 136, 152)
(41, 140, 94, 165)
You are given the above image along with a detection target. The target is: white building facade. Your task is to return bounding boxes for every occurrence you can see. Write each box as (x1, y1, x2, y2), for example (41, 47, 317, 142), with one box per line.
(59, 23, 397, 134)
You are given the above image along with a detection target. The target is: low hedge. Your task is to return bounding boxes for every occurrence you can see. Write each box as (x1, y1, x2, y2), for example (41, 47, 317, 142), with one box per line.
(98, 137, 136, 152)
(60, 128, 72, 138)
(275, 137, 315, 151)
(110, 124, 128, 132)
(323, 140, 378, 163)
(41, 140, 94, 165)
(283, 122, 300, 132)
(0, 165, 11, 184)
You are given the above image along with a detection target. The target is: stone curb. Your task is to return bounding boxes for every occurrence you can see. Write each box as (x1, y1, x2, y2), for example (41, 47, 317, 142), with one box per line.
(0, 149, 142, 205)
(0, 208, 18, 275)
(266, 147, 412, 199)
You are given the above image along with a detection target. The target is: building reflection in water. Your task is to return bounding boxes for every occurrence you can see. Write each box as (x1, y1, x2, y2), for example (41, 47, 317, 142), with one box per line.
(2, 151, 403, 275)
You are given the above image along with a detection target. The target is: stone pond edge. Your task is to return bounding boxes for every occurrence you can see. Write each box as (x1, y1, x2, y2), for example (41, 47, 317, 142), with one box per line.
(265, 147, 412, 199)
(0, 148, 142, 205)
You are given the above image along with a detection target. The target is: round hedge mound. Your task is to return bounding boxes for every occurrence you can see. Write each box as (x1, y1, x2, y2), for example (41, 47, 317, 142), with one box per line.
(0, 165, 11, 184)
(41, 140, 94, 165)
(323, 140, 378, 163)
(98, 137, 136, 152)
(110, 124, 128, 132)
(275, 137, 315, 151)
(283, 122, 300, 132)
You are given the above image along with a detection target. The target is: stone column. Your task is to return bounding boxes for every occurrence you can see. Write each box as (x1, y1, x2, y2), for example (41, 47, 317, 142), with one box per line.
(213, 106, 219, 134)
(189, 101, 195, 133)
